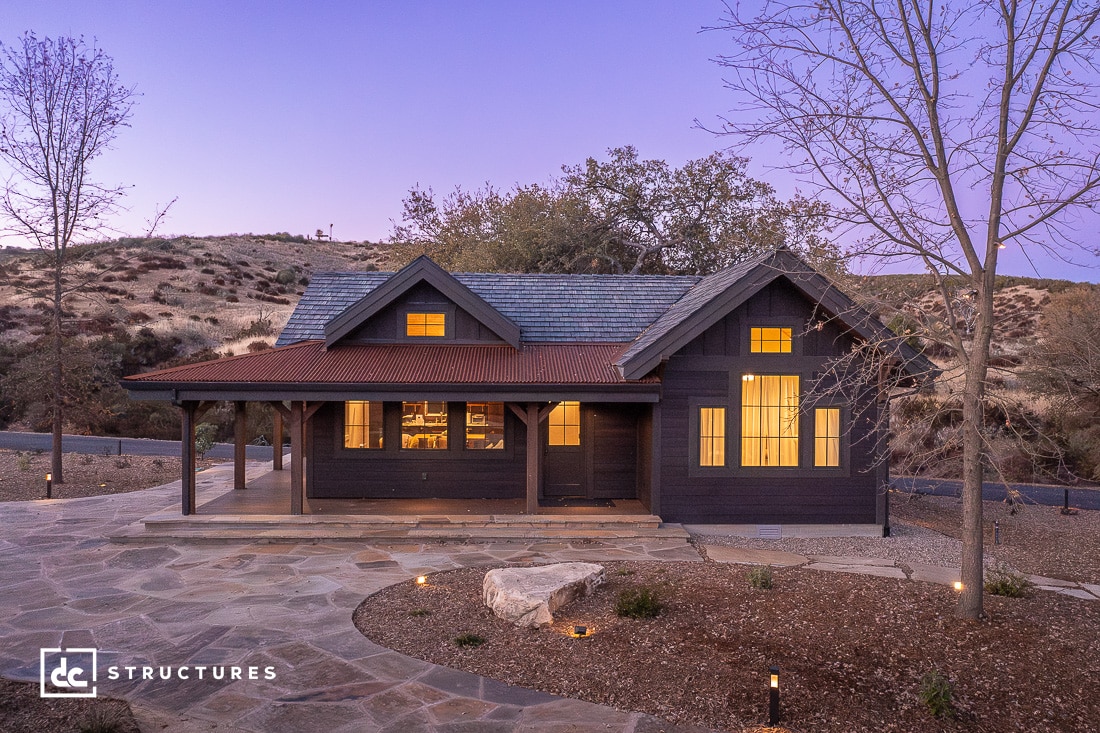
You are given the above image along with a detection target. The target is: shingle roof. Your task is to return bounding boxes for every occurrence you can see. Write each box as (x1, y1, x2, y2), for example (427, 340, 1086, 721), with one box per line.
(126, 341, 655, 386)
(276, 271, 701, 346)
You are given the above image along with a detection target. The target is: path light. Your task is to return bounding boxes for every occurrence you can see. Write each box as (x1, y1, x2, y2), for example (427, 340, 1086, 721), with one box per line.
(570, 625, 591, 638)
(953, 581, 964, 592)
(415, 575, 428, 585)
(769, 665, 780, 725)
(45, 473, 52, 499)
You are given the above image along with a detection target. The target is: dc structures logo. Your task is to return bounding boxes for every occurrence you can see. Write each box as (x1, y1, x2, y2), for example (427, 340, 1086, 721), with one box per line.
(40, 648, 97, 698)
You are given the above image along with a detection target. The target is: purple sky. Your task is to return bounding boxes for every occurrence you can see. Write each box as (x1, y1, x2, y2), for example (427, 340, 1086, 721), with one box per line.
(0, 1, 1095, 281)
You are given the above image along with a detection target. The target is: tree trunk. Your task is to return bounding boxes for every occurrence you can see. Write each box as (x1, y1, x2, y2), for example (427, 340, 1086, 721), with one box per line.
(51, 257, 64, 484)
(957, 291, 994, 620)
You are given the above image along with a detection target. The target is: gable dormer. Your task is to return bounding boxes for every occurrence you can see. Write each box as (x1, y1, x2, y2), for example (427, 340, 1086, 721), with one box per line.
(323, 256, 521, 348)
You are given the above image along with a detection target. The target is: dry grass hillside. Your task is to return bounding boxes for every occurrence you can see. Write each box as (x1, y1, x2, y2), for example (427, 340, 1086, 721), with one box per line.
(0, 234, 391, 356)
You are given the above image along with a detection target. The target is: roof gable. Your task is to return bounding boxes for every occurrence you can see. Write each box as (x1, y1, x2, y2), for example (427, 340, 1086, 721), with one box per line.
(615, 248, 937, 380)
(322, 256, 521, 348)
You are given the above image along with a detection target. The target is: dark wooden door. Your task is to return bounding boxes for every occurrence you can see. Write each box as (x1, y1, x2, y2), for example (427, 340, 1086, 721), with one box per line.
(542, 401, 587, 497)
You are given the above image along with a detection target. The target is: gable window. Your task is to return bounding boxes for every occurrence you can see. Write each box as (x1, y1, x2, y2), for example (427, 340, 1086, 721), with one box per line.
(814, 407, 841, 467)
(548, 401, 580, 446)
(405, 312, 446, 337)
(698, 407, 726, 467)
(750, 327, 792, 353)
(741, 374, 799, 466)
(344, 401, 383, 449)
(466, 402, 504, 450)
(402, 401, 448, 449)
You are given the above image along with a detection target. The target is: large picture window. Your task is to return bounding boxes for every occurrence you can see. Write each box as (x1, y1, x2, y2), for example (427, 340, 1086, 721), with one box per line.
(814, 407, 841, 467)
(750, 326, 792, 353)
(402, 401, 448, 449)
(741, 375, 799, 467)
(344, 401, 383, 449)
(466, 402, 504, 450)
(699, 407, 726, 467)
(405, 312, 446, 337)
(548, 401, 580, 446)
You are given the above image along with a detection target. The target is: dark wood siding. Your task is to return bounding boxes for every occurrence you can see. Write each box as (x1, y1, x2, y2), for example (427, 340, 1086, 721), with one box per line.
(657, 281, 884, 525)
(588, 404, 641, 499)
(342, 282, 506, 344)
(307, 401, 525, 499)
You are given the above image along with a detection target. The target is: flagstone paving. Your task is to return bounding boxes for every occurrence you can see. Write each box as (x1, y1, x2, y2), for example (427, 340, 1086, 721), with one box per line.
(2, 462, 1096, 733)
(0, 463, 708, 732)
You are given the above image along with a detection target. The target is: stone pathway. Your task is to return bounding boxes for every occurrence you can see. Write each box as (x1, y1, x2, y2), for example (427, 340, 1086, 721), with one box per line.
(0, 462, 707, 732)
(2, 463, 1096, 733)
(702, 545, 1100, 601)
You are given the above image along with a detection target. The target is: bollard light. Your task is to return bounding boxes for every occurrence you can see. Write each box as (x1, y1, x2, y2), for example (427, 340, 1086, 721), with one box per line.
(953, 581, 964, 592)
(769, 665, 780, 725)
(994, 520, 1001, 545)
(415, 575, 428, 585)
(45, 473, 52, 499)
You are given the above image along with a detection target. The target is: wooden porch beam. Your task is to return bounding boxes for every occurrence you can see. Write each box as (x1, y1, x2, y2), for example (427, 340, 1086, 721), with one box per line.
(525, 403, 540, 514)
(272, 407, 283, 471)
(234, 401, 248, 490)
(180, 401, 197, 516)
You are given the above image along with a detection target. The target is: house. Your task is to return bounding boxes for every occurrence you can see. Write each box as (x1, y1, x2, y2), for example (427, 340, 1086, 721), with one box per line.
(123, 248, 933, 532)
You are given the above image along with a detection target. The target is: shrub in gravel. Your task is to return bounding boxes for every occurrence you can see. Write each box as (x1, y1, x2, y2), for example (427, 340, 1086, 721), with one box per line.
(748, 565, 774, 590)
(984, 563, 1034, 597)
(615, 586, 663, 619)
(79, 705, 130, 733)
(454, 633, 485, 648)
(919, 670, 956, 718)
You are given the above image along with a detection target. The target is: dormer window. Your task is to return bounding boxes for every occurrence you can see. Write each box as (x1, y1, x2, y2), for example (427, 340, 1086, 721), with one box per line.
(406, 312, 446, 337)
(750, 327, 792, 353)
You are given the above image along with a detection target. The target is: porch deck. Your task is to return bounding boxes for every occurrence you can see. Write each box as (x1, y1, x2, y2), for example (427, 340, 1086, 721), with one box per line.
(113, 463, 687, 543)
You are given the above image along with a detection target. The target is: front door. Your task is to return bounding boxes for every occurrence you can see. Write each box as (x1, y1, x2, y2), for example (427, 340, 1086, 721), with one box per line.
(542, 401, 587, 497)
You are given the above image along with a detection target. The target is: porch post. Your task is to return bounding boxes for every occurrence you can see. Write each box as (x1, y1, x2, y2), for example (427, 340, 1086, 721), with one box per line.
(525, 403, 540, 514)
(234, 401, 247, 489)
(272, 406, 283, 471)
(180, 401, 197, 516)
(290, 401, 304, 515)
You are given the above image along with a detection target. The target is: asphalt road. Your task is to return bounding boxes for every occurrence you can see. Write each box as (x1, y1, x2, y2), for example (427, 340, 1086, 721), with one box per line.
(0, 430, 274, 461)
(893, 476, 1100, 511)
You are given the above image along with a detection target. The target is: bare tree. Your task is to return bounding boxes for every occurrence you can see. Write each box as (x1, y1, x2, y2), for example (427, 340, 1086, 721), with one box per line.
(715, 1, 1100, 619)
(0, 33, 136, 483)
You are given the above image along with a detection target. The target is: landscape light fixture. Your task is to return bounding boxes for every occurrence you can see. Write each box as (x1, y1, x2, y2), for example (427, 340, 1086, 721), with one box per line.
(415, 575, 428, 585)
(953, 581, 964, 592)
(994, 520, 1001, 545)
(769, 665, 780, 725)
(570, 625, 590, 638)
(45, 473, 52, 499)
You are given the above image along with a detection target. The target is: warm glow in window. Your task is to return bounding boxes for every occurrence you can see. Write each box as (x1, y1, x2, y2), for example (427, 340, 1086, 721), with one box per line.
(741, 375, 799, 466)
(548, 401, 580, 446)
(815, 408, 841, 467)
(466, 402, 504, 450)
(401, 401, 448, 449)
(344, 401, 383, 449)
(406, 312, 446, 337)
(699, 407, 726, 467)
(750, 327, 792, 353)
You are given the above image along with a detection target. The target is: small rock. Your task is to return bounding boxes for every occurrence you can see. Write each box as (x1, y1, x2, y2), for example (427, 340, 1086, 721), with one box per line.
(483, 562, 605, 628)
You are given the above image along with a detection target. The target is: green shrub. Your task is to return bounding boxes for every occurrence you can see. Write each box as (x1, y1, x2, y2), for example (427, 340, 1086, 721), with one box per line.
(984, 563, 1034, 597)
(748, 565, 773, 590)
(78, 705, 129, 733)
(454, 633, 485, 648)
(918, 670, 955, 718)
(615, 586, 663, 619)
(194, 423, 218, 459)
(274, 268, 297, 285)
(408, 608, 432, 617)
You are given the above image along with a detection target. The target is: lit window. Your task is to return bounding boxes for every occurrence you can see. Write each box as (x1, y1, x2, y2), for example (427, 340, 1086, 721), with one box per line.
(750, 327, 792, 353)
(815, 408, 841, 467)
(466, 402, 504, 450)
(548, 401, 580, 446)
(344, 401, 383, 449)
(401, 401, 448, 449)
(699, 407, 726, 467)
(406, 312, 446, 337)
(741, 375, 799, 466)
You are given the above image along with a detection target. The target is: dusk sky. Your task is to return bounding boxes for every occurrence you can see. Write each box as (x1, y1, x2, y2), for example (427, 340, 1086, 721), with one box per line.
(0, 1, 1095, 281)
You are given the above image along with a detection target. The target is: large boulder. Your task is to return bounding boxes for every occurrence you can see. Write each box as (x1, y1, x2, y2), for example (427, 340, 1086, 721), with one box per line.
(483, 562, 605, 628)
